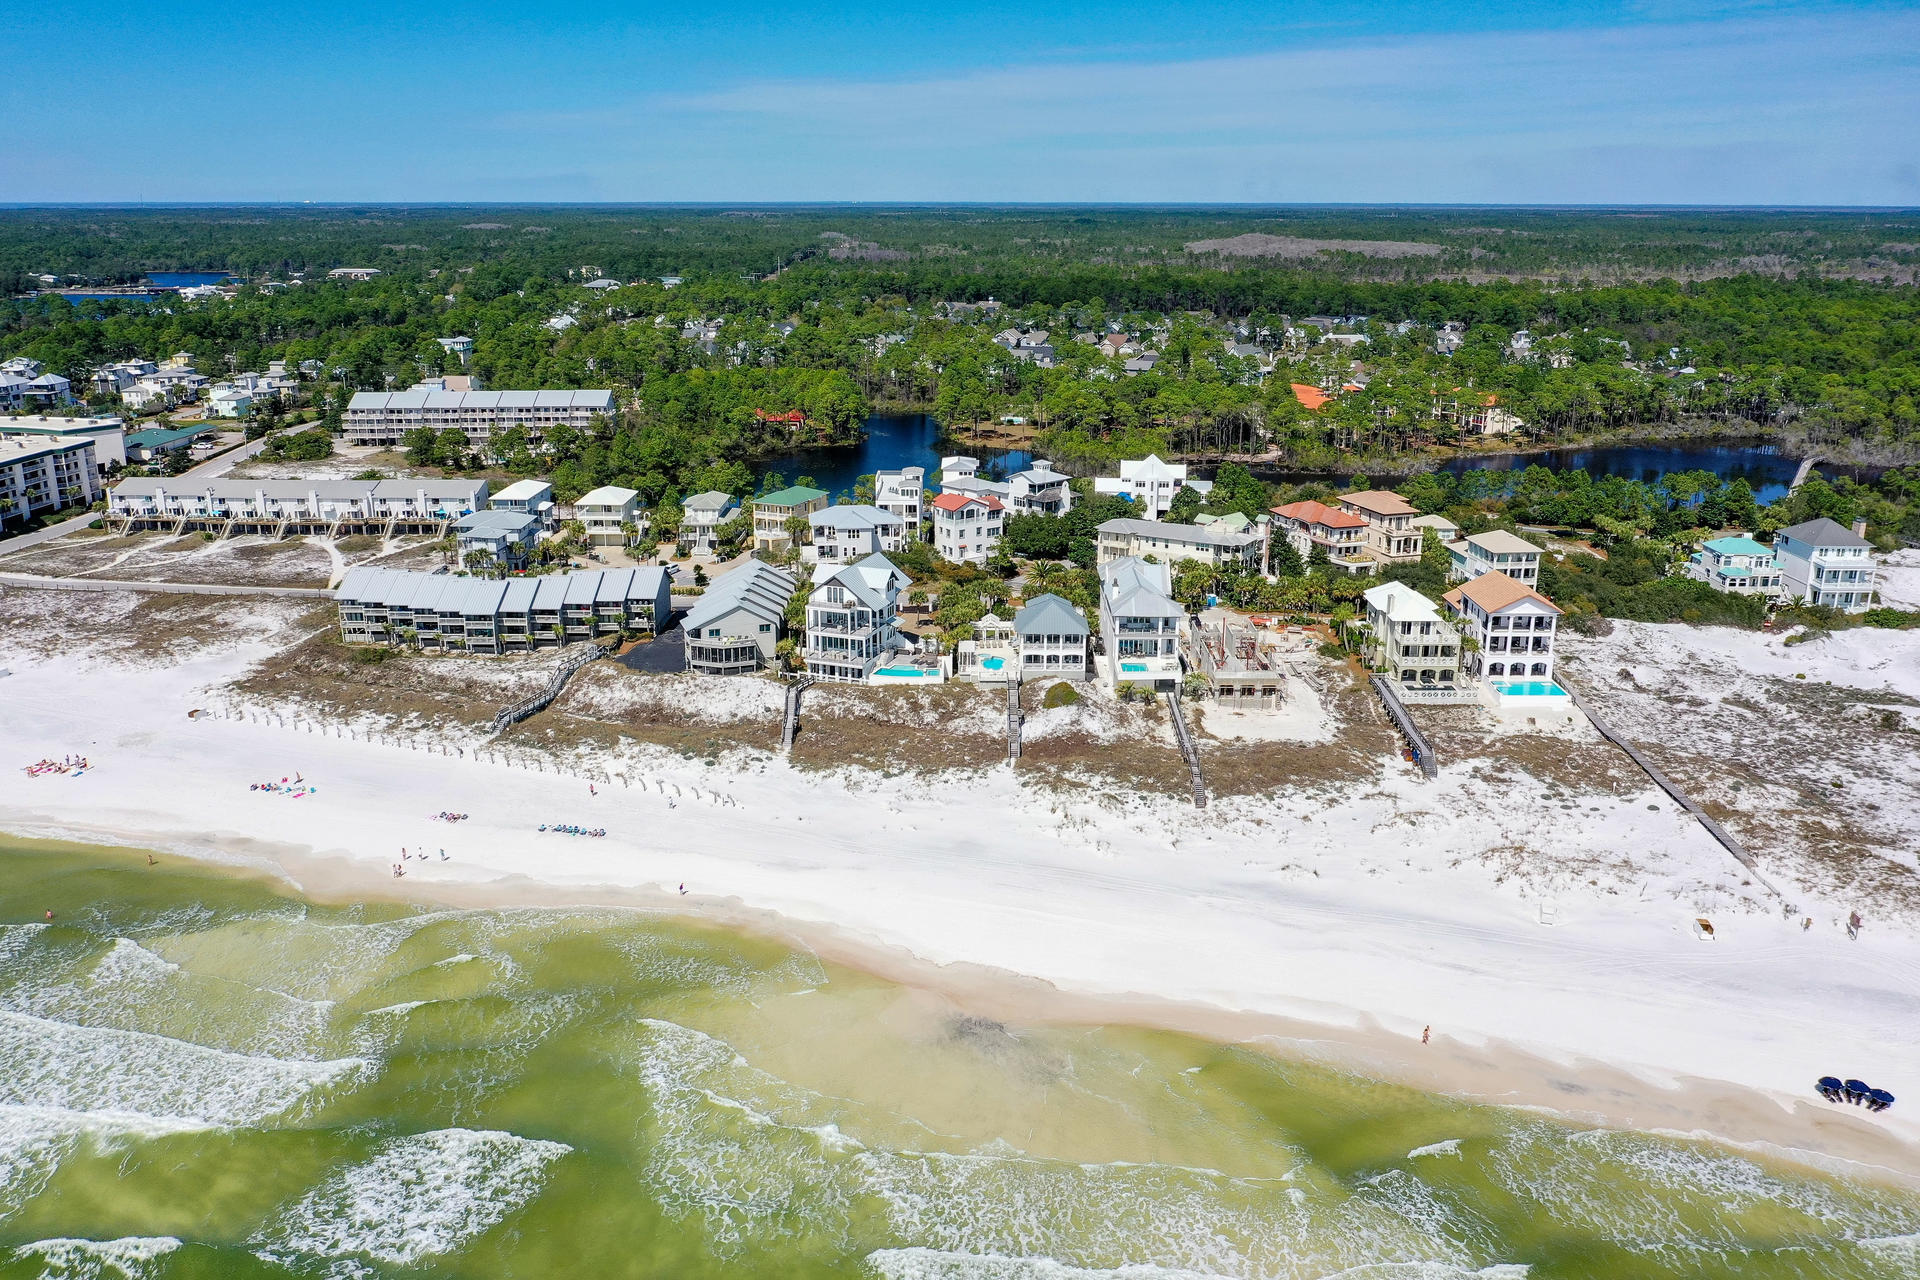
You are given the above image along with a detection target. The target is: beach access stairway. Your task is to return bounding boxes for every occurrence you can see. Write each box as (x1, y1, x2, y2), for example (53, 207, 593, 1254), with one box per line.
(781, 675, 814, 753)
(1006, 674, 1024, 763)
(1371, 675, 1439, 779)
(1166, 691, 1207, 808)
(491, 639, 614, 734)
(1559, 677, 1792, 905)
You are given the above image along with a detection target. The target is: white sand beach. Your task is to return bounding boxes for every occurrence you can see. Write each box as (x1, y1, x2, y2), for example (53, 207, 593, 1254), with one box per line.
(2, 588, 1917, 1179)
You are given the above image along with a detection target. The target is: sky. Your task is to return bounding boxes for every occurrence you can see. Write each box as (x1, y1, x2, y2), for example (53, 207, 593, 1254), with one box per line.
(7, 0, 1919, 204)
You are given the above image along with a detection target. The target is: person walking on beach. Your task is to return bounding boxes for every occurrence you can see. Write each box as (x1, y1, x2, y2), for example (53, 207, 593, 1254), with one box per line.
(1422, 1026, 1430, 1045)
(44, 910, 53, 922)
(147, 854, 155, 867)
(678, 883, 687, 896)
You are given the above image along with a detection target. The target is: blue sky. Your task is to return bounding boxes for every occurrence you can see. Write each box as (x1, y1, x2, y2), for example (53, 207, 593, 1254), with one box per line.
(7, 0, 1918, 203)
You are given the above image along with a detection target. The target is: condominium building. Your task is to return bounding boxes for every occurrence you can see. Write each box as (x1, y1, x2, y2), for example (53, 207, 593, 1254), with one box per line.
(107, 478, 486, 528)
(1773, 518, 1878, 612)
(1447, 529, 1543, 585)
(343, 389, 615, 447)
(1685, 535, 1783, 598)
(575, 486, 640, 547)
(873, 467, 925, 529)
(681, 560, 798, 675)
(1358, 583, 1461, 689)
(1338, 490, 1422, 565)
(1443, 571, 1561, 683)
(930, 492, 1004, 565)
(1093, 517, 1262, 571)
(0, 416, 127, 471)
(335, 565, 673, 653)
(1269, 499, 1371, 573)
(1098, 556, 1184, 692)
(0, 435, 101, 528)
(809, 504, 909, 562)
(752, 485, 829, 554)
(803, 552, 912, 683)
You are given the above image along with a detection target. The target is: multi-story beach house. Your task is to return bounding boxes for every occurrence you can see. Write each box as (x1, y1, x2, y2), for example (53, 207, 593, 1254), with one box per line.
(1098, 556, 1184, 692)
(490, 479, 556, 532)
(809, 504, 909, 562)
(677, 491, 738, 554)
(0, 435, 100, 528)
(1685, 535, 1783, 598)
(343, 388, 615, 448)
(334, 565, 673, 653)
(752, 485, 829, 555)
(873, 467, 925, 530)
(1093, 454, 1201, 520)
(937, 456, 1011, 503)
(107, 478, 486, 530)
(930, 492, 1004, 565)
(680, 560, 797, 675)
(1773, 518, 1878, 612)
(575, 486, 640, 548)
(1447, 529, 1544, 585)
(1338, 490, 1423, 566)
(1358, 582, 1462, 691)
(803, 552, 911, 683)
(454, 509, 541, 572)
(1094, 517, 1262, 571)
(1006, 461, 1074, 516)
(1443, 570, 1561, 683)
(1013, 594, 1091, 680)
(1269, 499, 1372, 572)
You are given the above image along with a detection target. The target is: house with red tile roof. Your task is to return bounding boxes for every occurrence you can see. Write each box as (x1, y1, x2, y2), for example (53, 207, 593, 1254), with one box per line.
(1269, 499, 1373, 573)
(930, 491, 1004, 566)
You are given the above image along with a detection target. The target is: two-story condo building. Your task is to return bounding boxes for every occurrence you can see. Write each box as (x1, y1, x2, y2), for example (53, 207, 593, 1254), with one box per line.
(1006, 461, 1074, 516)
(1443, 570, 1561, 686)
(454, 509, 541, 571)
(1447, 529, 1543, 585)
(809, 504, 909, 563)
(1093, 454, 1199, 520)
(1094, 517, 1262, 571)
(0, 416, 127, 472)
(343, 388, 615, 448)
(752, 485, 829, 555)
(107, 478, 485, 530)
(680, 560, 797, 675)
(489, 479, 556, 532)
(1685, 535, 1783, 598)
(1269, 500, 1371, 573)
(1773, 518, 1878, 612)
(575, 486, 640, 548)
(873, 467, 925, 529)
(1338, 490, 1423, 565)
(335, 565, 672, 653)
(1098, 556, 1184, 692)
(1359, 583, 1461, 690)
(0, 435, 100, 528)
(930, 492, 1004, 565)
(678, 491, 738, 554)
(803, 553, 911, 683)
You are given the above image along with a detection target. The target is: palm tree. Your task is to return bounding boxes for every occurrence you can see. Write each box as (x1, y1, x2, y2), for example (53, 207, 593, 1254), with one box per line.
(463, 548, 497, 578)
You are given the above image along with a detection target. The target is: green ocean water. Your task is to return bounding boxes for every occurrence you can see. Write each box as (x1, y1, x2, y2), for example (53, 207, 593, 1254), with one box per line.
(1, 838, 1917, 1280)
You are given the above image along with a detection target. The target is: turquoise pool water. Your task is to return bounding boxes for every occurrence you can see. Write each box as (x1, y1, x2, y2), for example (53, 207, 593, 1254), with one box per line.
(1493, 680, 1569, 697)
(875, 667, 932, 678)
(981, 656, 1005, 671)
(1120, 662, 1148, 672)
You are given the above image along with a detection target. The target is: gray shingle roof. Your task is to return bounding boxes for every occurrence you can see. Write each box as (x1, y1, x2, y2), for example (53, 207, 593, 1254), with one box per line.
(1776, 517, 1872, 549)
(1013, 593, 1088, 637)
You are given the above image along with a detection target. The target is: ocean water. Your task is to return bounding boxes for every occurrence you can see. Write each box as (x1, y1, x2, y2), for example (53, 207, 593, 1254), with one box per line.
(1, 837, 1916, 1279)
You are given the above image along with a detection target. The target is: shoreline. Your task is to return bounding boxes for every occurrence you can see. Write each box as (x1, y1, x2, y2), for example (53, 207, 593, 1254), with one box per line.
(10, 813, 1920, 1189)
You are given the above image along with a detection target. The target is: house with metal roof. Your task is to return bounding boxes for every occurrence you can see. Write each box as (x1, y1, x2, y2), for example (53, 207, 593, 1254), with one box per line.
(490, 479, 556, 531)
(678, 490, 739, 553)
(1359, 582, 1461, 692)
(808, 503, 908, 563)
(803, 553, 919, 683)
(1013, 593, 1091, 682)
(455, 509, 541, 571)
(335, 565, 671, 653)
(1685, 534, 1783, 598)
(1098, 557, 1184, 692)
(1094, 517, 1262, 571)
(1773, 518, 1878, 612)
(576, 485, 640, 547)
(343, 388, 615, 447)
(752, 485, 829, 554)
(681, 561, 799, 675)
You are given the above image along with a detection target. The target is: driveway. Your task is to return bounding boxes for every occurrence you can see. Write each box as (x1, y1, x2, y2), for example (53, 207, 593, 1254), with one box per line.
(617, 626, 687, 674)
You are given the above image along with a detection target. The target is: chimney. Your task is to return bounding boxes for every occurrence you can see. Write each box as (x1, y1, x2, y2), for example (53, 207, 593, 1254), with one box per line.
(1851, 518, 1868, 538)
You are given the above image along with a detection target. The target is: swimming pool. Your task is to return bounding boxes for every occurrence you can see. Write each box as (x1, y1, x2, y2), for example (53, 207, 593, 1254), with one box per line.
(1120, 662, 1148, 673)
(1492, 680, 1568, 698)
(875, 667, 933, 678)
(980, 656, 1005, 671)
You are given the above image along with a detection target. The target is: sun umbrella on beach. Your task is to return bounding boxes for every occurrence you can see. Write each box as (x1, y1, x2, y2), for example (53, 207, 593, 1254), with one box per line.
(1817, 1076, 1844, 1101)
(1869, 1088, 1896, 1113)
(1844, 1079, 1871, 1103)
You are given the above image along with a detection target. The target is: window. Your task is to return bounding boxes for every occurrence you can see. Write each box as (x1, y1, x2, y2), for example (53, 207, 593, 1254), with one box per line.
(759, 623, 771, 633)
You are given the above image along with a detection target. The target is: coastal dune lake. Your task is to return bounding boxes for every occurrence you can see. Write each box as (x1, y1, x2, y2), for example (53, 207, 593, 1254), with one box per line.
(2, 839, 1917, 1279)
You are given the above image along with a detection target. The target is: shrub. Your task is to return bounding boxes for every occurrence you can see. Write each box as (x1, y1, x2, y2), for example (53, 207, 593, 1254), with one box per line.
(1042, 681, 1081, 709)
(1863, 608, 1920, 629)
(349, 645, 396, 665)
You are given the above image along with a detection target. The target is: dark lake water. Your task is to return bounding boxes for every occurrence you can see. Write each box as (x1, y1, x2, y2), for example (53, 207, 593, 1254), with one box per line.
(756, 413, 1032, 498)
(146, 271, 238, 287)
(1435, 441, 1807, 504)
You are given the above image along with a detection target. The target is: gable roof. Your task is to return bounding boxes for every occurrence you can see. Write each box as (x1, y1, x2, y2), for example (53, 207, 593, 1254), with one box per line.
(682, 490, 735, 513)
(811, 503, 903, 531)
(577, 485, 639, 507)
(811, 552, 908, 610)
(1099, 556, 1181, 619)
(1271, 499, 1366, 530)
(1340, 490, 1418, 518)
(1362, 582, 1444, 623)
(1703, 535, 1772, 557)
(930, 492, 1003, 513)
(1013, 593, 1089, 637)
(1442, 570, 1562, 616)
(681, 560, 796, 635)
(1776, 517, 1871, 549)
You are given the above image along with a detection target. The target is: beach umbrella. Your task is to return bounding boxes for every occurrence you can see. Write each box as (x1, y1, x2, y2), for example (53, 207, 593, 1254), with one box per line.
(1817, 1076, 1844, 1101)
(1844, 1079, 1871, 1103)
(1869, 1089, 1896, 1113)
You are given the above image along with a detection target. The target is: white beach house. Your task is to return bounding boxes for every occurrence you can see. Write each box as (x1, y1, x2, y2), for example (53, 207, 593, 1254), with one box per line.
(1359, 582, 1461, 691)
(678, 491, 738, 554)
(809, 504, 909, 562)
(803, 553, 915, 683)
(873, 467, 925, 529)
(1447, 529, 1544, 585)
(454, 509, 541, 571)
(681, 560, 797, 675)
(575, 486, 640, 548)
(930, 492, 1004, 565)
(1093, 454, 1200, 520)
(1443, 570, 1561, 689)
(1013, 593, 1091, 681)
(1006, 461, 1074, 516)
(1685, 535, 1783, 598)
(490, 479, 556, 532)
(1773, 518, 1878, 613)
(1098, 556, 1184, 692)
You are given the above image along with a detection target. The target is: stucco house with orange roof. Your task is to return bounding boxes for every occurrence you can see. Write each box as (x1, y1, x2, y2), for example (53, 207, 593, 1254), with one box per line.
(1443, 570, 1563, 694)
(1289, 383, 1330, 411)
(1435, 389, 1524, 437)
(930, 491, 1004, 565)
(1337, 489, 1423, 565)
(1269, 499, 1372, 573)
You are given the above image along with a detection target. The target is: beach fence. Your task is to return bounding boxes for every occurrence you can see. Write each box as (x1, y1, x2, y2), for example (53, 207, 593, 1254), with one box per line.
(195, 701, 741, 806)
